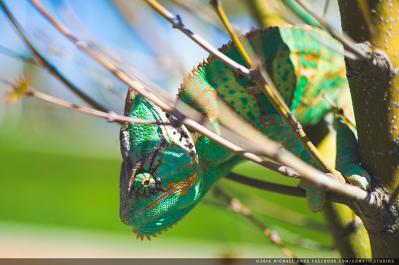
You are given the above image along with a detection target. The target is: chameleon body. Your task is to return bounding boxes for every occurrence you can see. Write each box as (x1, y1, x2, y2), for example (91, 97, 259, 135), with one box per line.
(119, 26, 371, 237)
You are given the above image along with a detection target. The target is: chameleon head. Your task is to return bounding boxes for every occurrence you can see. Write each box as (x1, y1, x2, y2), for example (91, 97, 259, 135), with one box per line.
(119, 94, 202, 237)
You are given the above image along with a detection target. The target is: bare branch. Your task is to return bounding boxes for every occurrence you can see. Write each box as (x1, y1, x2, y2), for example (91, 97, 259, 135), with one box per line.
(212, 186, 299, 260)
(226, 172, 354, 205)
(0, 1, 109, 112)
(323, 0, 331, 16)
(204, 194, 334, 251)
(0, 45, 36, 64)
(113, 0, 187, 77)
(3, 80, 173, 126)
(291, 0, 369, 59)
(167, 0, 224, 30)
(145, 0, 250, 75)
(226, 172, 305, 198)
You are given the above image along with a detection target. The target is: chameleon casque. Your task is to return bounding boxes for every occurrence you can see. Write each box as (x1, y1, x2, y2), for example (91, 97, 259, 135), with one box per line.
(119, 25, 371, 237)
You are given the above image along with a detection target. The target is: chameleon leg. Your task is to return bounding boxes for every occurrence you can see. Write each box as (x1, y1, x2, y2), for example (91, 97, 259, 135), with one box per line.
(335, 117, 371, 190)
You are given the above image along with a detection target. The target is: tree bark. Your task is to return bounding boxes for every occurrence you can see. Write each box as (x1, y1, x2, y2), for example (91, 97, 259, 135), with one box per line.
(338, 0, 399, 258)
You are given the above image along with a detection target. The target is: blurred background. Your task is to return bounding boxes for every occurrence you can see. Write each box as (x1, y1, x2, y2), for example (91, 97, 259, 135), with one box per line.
(0, 0, 342, 258)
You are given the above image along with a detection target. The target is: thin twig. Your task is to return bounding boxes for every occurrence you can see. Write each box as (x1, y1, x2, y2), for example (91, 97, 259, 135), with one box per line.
(212, 186, 300, 260)
(0, 45, 36, 64)
(145, 0, 250, 75)
(226, 172, 305, 198)
(227, 172, 351, 205)
(282, 0, 323, 28)
(10, 84, 173, 126)
(323, 0, 330, 16)
(205, 192, 334, 251)
(28, 0, 370, 204)
(210, 0, 343, 180)
(292, 0, 369, 59)
(210, 0, 252, 66)
(0, 1, 109, 112)
(113, 0, 186, 77)
(168, 0, 224, 30)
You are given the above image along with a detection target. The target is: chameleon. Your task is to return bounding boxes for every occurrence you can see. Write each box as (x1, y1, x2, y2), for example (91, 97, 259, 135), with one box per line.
(119, 25, 371, 237)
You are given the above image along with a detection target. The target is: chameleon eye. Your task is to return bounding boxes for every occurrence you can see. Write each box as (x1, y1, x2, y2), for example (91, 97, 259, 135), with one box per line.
(132, 173, 163, 197)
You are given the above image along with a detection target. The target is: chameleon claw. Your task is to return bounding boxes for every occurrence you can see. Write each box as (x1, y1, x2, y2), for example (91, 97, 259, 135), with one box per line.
(134, 229, 141, 240)
(346, 174, 370, 191)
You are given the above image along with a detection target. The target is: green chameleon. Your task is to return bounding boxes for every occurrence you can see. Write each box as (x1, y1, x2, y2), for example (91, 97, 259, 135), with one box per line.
(119, 25, 371, 237)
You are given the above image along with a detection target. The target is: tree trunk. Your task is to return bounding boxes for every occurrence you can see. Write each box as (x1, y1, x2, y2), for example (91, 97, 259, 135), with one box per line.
(338, 0, 399, 258)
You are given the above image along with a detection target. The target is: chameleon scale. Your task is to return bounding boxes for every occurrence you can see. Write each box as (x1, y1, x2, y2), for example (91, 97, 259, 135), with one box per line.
(119, 25, 370, 237)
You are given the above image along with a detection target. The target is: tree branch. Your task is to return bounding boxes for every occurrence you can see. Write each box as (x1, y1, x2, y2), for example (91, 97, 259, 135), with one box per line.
(145, 0, 250, 75)
(227, 172, 353, 205)
(3, 79, 172, 126)
(284, 0, 369, 60)
(212, 186, 299, 260)
(0, 45, 36, 64)
(226, 172, 305, 197)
